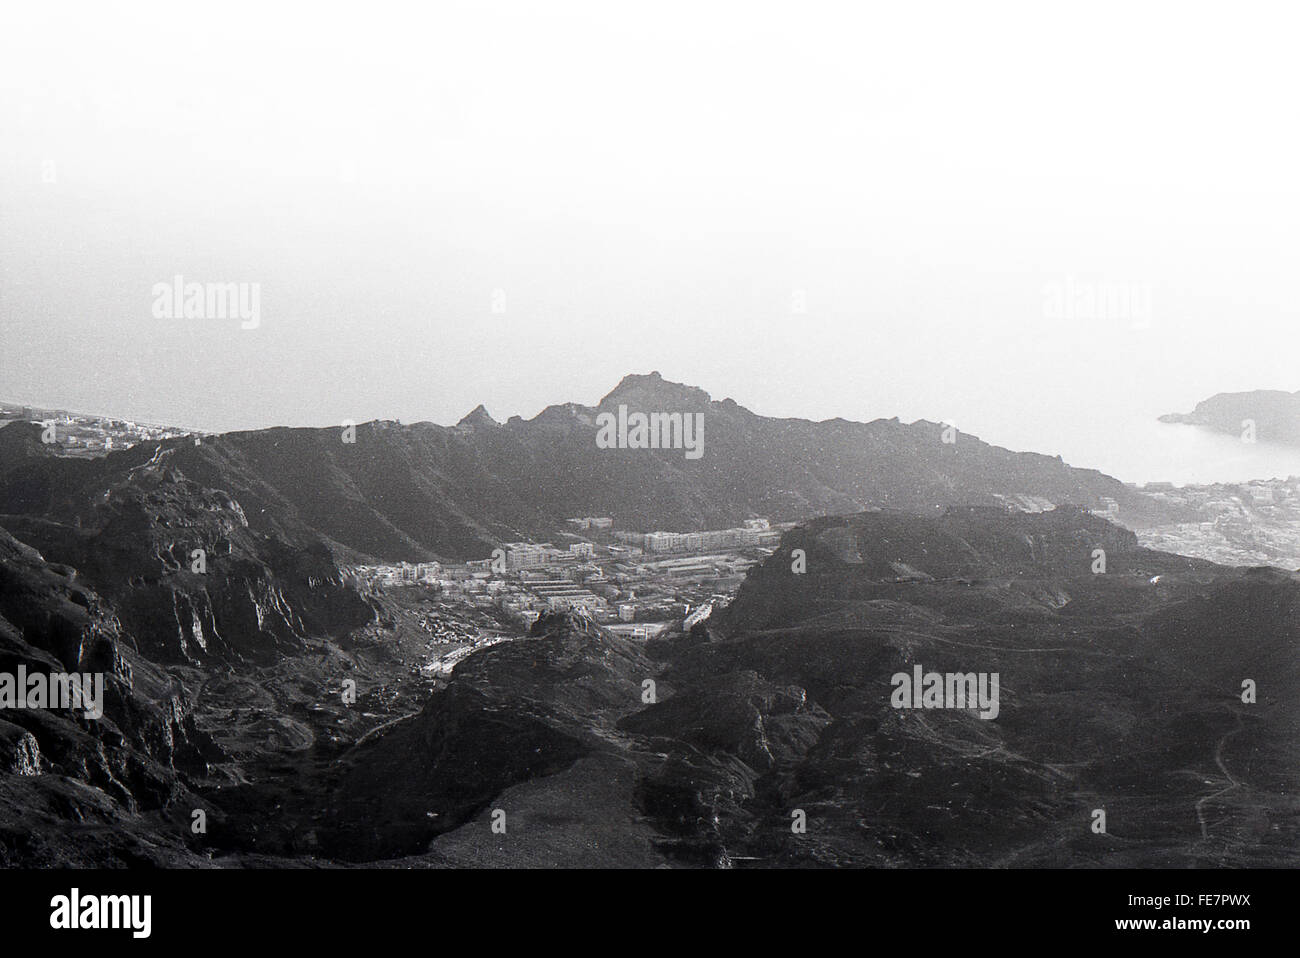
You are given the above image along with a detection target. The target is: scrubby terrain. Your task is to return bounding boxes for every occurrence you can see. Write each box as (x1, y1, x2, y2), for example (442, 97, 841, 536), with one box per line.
(0, 382, 1291, 868)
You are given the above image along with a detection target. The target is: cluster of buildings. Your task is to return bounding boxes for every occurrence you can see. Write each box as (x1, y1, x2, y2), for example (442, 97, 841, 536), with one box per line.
(615, 518, 782, 553)
(1134, 476, 1300, 570)
(349, 558, 607, 628)
(1135, 478, 1299, 513)
(356, 562, 444, 583)
(1090, 497, 1120, 519)
(565, 517, 613, 530)
(0, 404, 193, 455)
(348, 516, 790, 636)
(500, 541, 593, 570)
(501, 575, 607, 621)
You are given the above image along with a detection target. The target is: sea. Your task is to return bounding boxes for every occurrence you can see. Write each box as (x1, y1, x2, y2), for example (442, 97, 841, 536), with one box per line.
(1044, 419, 1300, 487)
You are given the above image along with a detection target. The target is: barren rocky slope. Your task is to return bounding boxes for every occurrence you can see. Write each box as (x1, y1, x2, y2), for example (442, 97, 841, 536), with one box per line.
(317, 510, 1297, 867)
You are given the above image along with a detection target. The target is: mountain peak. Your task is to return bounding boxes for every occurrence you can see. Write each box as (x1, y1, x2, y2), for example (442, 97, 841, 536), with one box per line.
(457, 404, 498, 428)
(599, 372, 712, 410)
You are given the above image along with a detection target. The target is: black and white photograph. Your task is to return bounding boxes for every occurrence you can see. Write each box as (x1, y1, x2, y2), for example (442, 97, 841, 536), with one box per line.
(0, 0, 1292, 943)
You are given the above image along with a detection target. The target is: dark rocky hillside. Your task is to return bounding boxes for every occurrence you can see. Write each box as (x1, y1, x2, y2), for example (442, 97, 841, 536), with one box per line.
(306, 509, 1298, 867)
(0, 527, 219, 866)
(0, 422, 373, 665)
(2, 374, 1176, 564)
(0, 384, 1288, 868)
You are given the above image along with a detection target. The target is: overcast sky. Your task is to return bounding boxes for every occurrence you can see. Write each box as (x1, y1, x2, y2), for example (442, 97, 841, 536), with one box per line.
(2, 1, 1298, 478)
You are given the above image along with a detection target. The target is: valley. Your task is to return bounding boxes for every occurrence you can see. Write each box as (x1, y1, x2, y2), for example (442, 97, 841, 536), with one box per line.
(0, 378, 1296, 869)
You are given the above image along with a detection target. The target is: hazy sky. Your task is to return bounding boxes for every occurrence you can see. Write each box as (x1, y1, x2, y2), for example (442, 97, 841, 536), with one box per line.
(2, 1, 1298, 478)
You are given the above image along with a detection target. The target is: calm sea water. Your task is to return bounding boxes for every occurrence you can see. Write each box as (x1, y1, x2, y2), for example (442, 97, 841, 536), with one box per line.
(1049, 420, 1300, 486)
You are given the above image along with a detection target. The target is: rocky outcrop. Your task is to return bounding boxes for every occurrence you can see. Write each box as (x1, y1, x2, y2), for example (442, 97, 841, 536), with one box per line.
(619, 670, 830, 773)
(0, 525, 222, 865)
(689, 509, 1299, 867)
(320, 612, 653, 860)
(1160, 389, 1300, 446)
(0, 439, 373, 665)
(0, 721, 39, 776)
